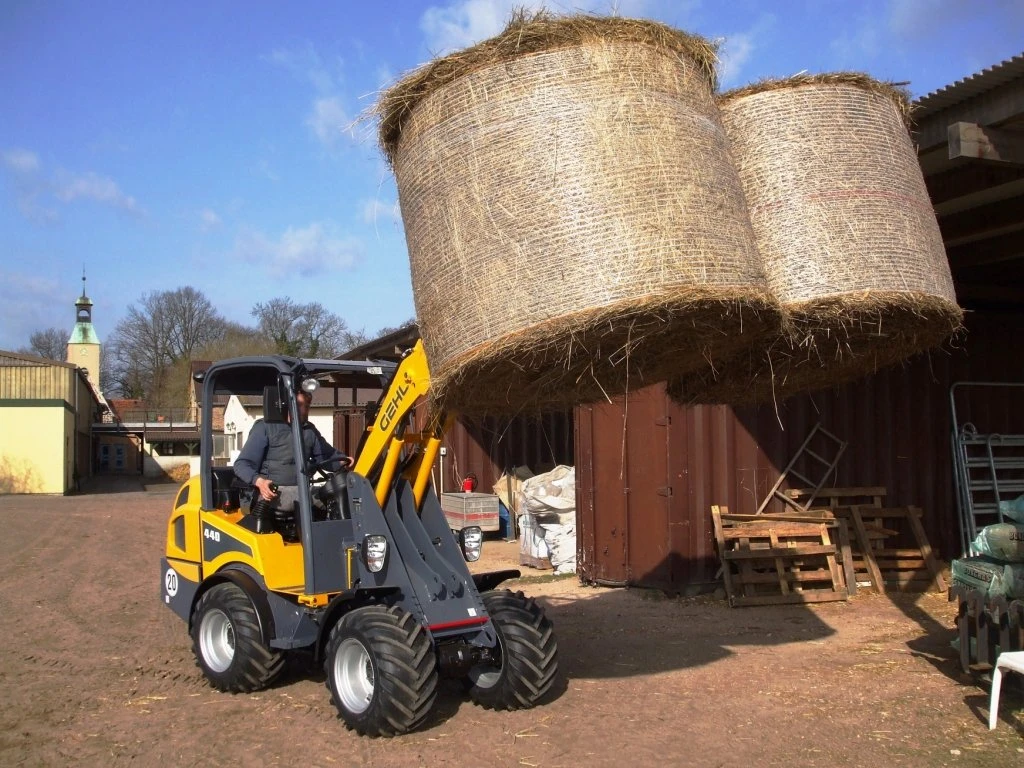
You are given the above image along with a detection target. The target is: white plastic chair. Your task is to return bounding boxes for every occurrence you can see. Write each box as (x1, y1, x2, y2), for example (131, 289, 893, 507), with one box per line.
(989, 651, 1024, 729)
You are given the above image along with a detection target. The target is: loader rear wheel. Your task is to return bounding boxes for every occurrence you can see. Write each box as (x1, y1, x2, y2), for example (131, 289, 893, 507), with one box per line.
(466, 590, 558, 710)
(325, 605, 438, 737)
(190, 582, 284, 693)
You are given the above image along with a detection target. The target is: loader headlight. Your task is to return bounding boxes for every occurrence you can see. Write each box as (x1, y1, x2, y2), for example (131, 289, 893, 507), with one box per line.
(363, 535, 388, 573)
(460, 526, 482, 562)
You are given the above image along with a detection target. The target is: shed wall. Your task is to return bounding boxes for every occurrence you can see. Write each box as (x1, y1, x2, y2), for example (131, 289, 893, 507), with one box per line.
(576, 310, 1024, 592)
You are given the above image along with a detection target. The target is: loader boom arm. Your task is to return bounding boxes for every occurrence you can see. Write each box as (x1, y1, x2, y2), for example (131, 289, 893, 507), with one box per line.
(352, 340, 452, 509)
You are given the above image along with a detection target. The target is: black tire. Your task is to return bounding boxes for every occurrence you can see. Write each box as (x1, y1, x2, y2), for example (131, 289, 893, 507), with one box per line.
(467, 590, 558, 710)
(324, 605, 438, 737)
(190, 582, 284, 693)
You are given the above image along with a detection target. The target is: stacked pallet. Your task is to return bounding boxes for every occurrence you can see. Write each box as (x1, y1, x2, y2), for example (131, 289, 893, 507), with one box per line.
(711, 505, 851, 607)
(833, 506, 946, 593)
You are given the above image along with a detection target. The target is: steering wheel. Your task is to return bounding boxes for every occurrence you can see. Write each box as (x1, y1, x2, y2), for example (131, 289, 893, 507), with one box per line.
(310, 456, 343, 482)
(310, 457, 350, 508)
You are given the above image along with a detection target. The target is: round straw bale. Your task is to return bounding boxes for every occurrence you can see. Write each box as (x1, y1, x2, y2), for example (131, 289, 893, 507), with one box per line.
(671, 73, 961, 405)
(379, 13, 780, 413)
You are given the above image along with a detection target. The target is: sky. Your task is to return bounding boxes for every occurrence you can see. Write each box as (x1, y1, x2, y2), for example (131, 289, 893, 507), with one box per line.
(1, 0, 1022, 352)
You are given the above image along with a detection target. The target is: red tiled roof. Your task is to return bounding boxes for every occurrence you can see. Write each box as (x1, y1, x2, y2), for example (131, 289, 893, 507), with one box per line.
(109, 398, 146, 420)
(211, 405, 225, 432)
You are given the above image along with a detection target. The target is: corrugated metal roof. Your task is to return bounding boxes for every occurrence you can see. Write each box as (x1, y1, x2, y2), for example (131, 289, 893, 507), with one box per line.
(0, 349, 75, 368)
(914, 53, 1024, 118)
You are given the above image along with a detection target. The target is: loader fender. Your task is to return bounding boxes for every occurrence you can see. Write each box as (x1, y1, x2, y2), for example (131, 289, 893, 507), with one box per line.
(190, 567, 276, 647)
(314, 586, 402, 663)
(473, 569, 521, 593)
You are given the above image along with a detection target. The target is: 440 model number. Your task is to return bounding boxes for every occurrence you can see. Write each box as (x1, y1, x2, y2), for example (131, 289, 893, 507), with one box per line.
(203, 527, 222, 543)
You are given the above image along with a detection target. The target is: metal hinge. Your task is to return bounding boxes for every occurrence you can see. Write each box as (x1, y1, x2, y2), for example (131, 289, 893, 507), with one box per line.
(657, 486, 673, 497)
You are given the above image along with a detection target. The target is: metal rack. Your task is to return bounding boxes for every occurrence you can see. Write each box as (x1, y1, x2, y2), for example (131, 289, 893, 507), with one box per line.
(949, 382, 1024, 556)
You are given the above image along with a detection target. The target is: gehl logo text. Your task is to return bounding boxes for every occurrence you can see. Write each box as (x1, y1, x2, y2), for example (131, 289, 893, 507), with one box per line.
(380, 382, 410, 431)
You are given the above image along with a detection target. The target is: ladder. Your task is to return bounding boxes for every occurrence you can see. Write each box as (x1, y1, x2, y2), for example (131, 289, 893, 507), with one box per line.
(757, 423, 848, 514)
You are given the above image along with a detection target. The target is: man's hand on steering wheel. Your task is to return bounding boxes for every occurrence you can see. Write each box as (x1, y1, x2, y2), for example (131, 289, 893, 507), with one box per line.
(311, 454, 353, 481)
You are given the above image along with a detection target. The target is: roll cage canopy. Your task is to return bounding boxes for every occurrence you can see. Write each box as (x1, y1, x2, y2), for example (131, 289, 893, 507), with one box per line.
(195, 355, 399, 511)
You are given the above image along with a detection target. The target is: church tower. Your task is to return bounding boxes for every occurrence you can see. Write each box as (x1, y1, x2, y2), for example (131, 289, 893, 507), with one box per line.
(67, 273, 101, 388)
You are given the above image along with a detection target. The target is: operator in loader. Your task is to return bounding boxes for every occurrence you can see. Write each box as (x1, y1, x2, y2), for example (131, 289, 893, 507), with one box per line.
(233, 389, 354, 513)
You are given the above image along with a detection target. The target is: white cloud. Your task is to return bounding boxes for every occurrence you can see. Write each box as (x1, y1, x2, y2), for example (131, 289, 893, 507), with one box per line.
(306, 96, 350, 148)
(0, 271, 64, 350)
(269, 43, 362, 151)
(3, 149, 144, 222)
(421, 0, 543, 54)
(718, 32, 753, 88)
(53, 170, 143, 217)
(830, 17, 881, 65)
(268, 43, 341, 94)
(234, 222, 360, 277)
(716, 14, 775, 89)
(420, 0, 665, 55)
(886, 0, 978, 41)
(375, 64, 396, 90)
(199, 208, 222, 232)
(2, 148, 39, 173)
(361, 198, 401, 226)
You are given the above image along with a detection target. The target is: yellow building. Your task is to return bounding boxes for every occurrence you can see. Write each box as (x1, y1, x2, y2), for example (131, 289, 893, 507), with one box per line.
(0, 350, 103, 494)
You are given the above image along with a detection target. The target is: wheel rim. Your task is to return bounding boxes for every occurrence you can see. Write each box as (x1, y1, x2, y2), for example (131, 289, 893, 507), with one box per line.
(468, 635, 503, 689)
(199, 608, 235, 673)
(333, 637, 375, 714)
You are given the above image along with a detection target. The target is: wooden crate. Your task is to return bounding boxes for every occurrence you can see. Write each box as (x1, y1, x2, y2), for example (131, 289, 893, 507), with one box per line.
(712, 505, 849, 607)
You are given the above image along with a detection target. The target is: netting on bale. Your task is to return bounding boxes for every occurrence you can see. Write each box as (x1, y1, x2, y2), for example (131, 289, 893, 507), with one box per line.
(670, 73, 962, 406)
(377, 13, 780, 414)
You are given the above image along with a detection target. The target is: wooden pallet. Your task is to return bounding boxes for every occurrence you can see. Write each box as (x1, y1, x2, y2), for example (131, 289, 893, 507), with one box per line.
(712, 505, 849, 607)
(785, 486, 887, 510)
(833, 506, 946, 593)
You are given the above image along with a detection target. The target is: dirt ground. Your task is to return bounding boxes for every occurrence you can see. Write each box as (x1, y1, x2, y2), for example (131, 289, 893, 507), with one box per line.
(1, 481, 1022, 767)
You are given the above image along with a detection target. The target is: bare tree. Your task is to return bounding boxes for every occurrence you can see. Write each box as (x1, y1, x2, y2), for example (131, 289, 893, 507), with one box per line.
(374, 317, 417, 338)
(159, 322, 277, 405)
(106, 287, 227, 401)
(18, 327, 70, 361)
(252, 298, 361, 358)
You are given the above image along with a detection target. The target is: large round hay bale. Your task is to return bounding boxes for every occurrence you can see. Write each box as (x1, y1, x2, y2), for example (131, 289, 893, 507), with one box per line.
(671, 73, 961, 405)
(378, 13, 779, 413)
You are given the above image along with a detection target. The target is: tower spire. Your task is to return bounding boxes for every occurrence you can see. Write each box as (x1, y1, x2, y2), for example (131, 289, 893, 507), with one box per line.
(68, 271, 100, 386)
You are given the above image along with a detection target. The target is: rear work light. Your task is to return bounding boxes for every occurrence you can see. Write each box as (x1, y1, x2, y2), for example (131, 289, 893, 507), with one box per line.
(363, 535, 388, 572)
(460, 526, 482, 562)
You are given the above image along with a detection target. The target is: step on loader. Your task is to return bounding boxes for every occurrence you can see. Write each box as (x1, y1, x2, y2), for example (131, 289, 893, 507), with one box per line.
(160, 341, 558, 736)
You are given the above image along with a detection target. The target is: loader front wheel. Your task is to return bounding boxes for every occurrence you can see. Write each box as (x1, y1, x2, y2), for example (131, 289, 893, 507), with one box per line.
(190, 582, 284, 692)
(325, 605, 438, 737)
(467, 590, 558, 710)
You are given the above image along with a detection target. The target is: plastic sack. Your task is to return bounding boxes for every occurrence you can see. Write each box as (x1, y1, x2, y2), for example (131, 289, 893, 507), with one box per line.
(520, 465, 575, 523)
(998, 494, 1024, 524)
(972, 522, 1024, 562)
(518, 510, 551, 569)
(951, 556, 1024, 598)
(538, 521, 576, 574)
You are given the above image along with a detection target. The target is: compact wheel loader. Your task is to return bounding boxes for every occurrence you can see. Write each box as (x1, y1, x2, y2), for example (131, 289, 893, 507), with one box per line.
(160, 341, 558, 736)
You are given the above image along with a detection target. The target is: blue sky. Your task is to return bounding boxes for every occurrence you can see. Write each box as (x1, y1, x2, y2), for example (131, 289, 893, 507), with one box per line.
(1, 0, 1021, 351)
